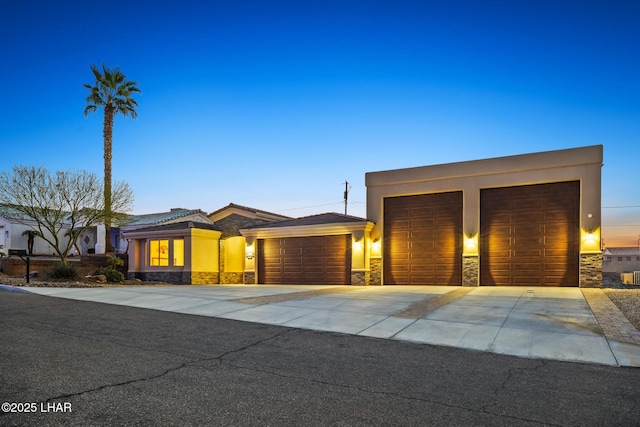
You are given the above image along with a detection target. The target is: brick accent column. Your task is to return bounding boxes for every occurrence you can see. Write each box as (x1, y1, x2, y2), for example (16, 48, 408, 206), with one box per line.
(370, 258, 382, 286)
(580, 253, 603, 288)
(462, 256, 479, 287)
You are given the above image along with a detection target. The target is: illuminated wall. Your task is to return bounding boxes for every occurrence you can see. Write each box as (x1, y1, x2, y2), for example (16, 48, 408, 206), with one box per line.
(366, 145, 603, 286)
(224, 236, 245, 272)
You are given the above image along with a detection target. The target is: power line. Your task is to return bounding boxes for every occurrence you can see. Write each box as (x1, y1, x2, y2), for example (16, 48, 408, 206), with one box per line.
(275, 202, 343, 212)
(602, 206, 640, 209)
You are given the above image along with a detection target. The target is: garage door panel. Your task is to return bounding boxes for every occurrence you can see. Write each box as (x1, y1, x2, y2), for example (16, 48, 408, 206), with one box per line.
(481, 181, 579, 286)
(258, 235, 350, 284)
(384, 191, 462, 285)
(513, 275, 544, 285)
(409, 218, 435, 228)
(512, 212, 545, 223)
(513, 236, 543, 246)
(513, 247, 543, 256)
(411, 206, 435, 216)
(544, 211, 570, 222)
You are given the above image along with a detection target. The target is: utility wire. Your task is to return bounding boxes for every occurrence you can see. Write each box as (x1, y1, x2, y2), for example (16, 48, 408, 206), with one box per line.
(275, 202, 343, 212)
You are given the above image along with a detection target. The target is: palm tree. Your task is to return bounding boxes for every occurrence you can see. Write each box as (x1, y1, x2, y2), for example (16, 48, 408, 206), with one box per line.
(22, 229, 39, 255)
(83, 64, 140, 252)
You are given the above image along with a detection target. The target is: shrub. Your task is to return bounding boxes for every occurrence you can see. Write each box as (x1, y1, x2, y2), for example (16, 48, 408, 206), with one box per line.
(107, 255, 124, 269)
(48, 263, 79, 280)
(96, 267, 125, 283)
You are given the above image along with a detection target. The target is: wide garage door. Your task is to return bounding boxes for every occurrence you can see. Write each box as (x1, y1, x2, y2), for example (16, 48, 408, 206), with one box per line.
(258, 235, 351, 284)
(480, 181, 580, 286)
(384, 191, 463, 285)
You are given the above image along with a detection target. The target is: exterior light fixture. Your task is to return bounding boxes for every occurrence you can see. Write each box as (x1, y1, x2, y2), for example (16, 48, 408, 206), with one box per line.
(353, 237, 363, 250)
(371, 238, 380, 252)
(465, 235, 478, 250)
(245, 242, 255, 260)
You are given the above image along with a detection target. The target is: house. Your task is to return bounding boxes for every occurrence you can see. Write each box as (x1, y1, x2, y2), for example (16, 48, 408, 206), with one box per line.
(0, 204, 72, 256)
(115, 208, 212, 254)
(123, 145, 604, 287)
(208, 203, 291, 284)
(123, 203, 291, 284)
(365, 145, 603, 287)
(240, 213, 375, 285)
(124, 220, 222, 284)
(603, 247, 640, 273)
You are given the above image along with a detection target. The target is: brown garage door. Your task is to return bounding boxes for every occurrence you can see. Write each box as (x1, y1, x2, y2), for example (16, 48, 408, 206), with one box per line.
(258, 235, 351, 284)
(480, 181, 580, 286)
(384, 191, 463, 285)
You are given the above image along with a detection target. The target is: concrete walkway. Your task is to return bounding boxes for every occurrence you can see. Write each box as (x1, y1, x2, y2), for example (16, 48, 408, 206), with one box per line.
(21, 284, 640, 367)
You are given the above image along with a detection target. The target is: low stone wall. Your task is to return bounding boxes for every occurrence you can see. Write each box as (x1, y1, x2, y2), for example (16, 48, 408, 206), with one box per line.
(1, 255, 126, 278)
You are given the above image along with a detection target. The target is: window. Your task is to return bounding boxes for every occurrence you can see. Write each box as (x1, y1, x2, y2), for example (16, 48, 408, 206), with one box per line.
(627, 257, 632, 261)
(150, 239, 184, 267)
(150, 239, 169, 266)
(604, 257, 611, 262)
(174, 239, 184, 267)
(618, 257, 623, 261)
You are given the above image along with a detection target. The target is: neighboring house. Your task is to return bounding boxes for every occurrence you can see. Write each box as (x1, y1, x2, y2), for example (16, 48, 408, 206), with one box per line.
(603, 247, 640, 273)
(0, 204, 72, 256)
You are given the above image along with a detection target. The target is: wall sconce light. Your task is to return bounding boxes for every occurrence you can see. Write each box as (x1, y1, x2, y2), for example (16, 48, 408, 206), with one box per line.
(371, 238, 380, 252)
(465, 235, 478, 250)
(245, 242, 255, 260)
(353, 237, 363, 250)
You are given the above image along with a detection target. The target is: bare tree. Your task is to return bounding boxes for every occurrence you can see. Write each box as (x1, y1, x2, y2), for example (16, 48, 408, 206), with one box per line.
(0, 165, 134, 264)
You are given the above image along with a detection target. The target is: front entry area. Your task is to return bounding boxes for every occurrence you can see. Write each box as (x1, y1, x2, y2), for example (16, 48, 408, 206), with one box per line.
(257, 235, 351, 284)
(383, 191, 463, 285)
(480, 181, 580, 286)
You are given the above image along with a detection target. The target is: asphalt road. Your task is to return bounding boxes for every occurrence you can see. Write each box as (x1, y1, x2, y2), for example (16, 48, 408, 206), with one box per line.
(1, 290, 639, 426)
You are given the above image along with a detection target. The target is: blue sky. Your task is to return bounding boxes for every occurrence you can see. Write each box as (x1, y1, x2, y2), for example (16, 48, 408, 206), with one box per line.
(1, 0, 639, 245)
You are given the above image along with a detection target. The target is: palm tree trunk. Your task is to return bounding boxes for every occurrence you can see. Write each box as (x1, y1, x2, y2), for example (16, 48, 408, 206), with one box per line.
(103, 105, 114, 253)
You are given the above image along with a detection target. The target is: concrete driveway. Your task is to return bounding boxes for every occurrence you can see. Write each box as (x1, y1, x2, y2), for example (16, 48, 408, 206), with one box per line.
(21, 284, 640, 367)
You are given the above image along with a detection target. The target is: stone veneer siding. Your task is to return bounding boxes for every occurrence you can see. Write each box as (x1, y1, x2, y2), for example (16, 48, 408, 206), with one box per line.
(580, 253, 603, 288)
(244, 271, 256, 284)
(127, 271, 219, 285)
(129, 271, 188, 285)
(370, 257, 382, 286)
(221, 272, 244, 284)
(351, 271, 370, 286)
(462, 256, 479, 287)
(191, 272, 219, 285)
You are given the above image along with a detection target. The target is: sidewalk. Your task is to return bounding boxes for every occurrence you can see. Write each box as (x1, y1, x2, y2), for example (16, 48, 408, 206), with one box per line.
(21, 284, 640, 367)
